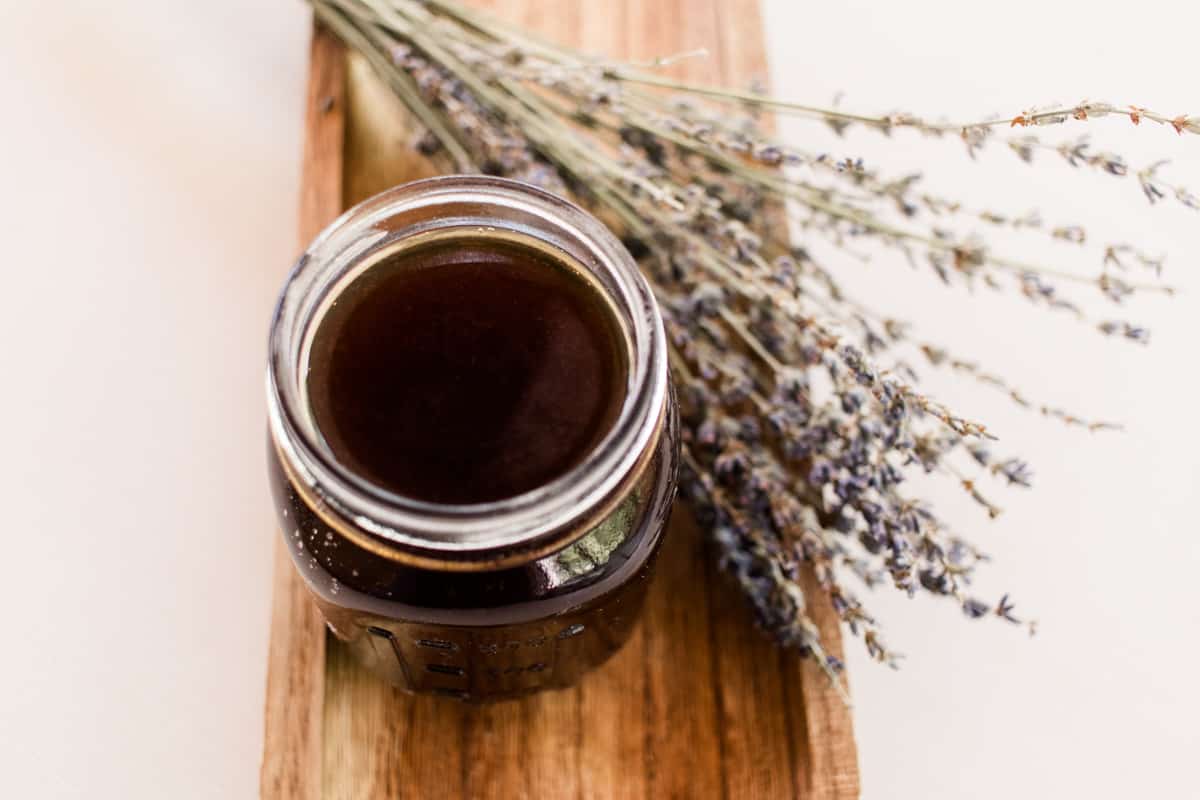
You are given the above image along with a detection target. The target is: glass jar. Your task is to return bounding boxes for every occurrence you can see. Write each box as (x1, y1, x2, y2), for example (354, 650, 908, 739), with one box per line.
(266, 176, 678, 701)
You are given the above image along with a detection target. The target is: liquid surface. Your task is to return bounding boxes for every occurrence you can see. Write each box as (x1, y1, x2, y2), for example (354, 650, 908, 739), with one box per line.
(307, 236, 627, 505)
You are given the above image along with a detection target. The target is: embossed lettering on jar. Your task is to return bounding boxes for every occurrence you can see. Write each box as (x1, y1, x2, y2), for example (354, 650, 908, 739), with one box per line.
(266, 176, 679, 700)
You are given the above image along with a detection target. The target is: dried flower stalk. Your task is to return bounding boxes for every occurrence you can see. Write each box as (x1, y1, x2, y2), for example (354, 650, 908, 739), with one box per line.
(310, 0, 1190, 692)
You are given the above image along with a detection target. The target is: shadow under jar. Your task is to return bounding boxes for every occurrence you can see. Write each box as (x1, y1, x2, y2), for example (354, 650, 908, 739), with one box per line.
(266, 176, 678, 701)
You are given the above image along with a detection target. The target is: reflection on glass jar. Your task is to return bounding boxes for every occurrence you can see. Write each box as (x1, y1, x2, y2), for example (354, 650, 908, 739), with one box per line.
(266, 176, 679, 701)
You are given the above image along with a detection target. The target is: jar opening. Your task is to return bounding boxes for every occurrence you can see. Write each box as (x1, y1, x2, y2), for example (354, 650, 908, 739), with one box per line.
(266, 176, 668, 559)
(302, 228, 632, 506)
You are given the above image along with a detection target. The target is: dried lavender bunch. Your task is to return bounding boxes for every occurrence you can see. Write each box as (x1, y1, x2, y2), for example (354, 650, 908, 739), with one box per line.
(310, 0, 1192, 690)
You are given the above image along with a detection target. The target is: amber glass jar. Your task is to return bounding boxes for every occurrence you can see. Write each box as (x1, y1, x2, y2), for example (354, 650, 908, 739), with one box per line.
(266, 177, 678, 700)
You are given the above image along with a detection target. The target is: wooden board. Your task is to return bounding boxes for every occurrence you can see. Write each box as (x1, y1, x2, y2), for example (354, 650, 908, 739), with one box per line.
(262, 3, 860, 798)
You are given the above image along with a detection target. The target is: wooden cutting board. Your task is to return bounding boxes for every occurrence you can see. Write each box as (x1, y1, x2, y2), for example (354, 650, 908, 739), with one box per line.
(261, 3, 860, 798)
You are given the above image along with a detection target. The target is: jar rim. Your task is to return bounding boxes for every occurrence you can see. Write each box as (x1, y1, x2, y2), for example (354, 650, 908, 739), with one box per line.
(266, 176, 669, 562)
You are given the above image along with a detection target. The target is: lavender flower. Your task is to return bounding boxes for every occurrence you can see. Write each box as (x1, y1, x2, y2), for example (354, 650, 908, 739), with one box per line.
(312, 0, 1181, 688)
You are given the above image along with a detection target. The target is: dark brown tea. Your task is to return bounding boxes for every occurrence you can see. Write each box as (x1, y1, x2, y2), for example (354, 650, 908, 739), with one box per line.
(306, 235, 628, 505)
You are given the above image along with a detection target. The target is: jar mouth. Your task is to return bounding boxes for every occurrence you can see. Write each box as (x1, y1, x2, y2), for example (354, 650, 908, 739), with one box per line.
(266, 176, 668, 558)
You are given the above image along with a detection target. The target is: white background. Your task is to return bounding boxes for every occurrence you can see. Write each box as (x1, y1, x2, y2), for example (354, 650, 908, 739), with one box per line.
(1, 1, 1196, 798)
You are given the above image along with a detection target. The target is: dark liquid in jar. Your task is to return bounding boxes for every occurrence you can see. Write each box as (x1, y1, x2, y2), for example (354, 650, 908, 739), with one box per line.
(306, 236, 628, 504)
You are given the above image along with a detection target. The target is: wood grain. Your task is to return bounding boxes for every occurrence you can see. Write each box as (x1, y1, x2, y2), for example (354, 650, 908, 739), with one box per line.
(260, 27, 345, 800)
(263, 3, 860, 798)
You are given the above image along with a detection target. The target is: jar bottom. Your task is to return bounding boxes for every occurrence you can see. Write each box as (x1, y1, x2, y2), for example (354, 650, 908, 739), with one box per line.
(325, 569, 655, 702)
